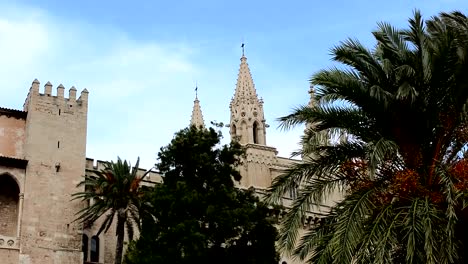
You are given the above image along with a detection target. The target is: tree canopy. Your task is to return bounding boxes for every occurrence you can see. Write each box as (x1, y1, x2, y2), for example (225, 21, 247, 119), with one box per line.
(125, 126, 279, 264)
(267, 10, 468, 264)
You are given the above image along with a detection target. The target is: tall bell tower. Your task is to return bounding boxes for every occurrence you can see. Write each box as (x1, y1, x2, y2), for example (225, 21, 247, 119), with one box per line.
(228, 46, 277, 188)
(229, 49, 268, 145)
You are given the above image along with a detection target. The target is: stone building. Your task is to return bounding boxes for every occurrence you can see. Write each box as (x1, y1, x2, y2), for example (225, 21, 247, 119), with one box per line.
(0, 53, 337, 264)
(0, 81, 88, 263)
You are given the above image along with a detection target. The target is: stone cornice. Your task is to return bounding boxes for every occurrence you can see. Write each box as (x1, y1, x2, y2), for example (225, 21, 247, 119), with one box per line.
(0, 107, 27, 119)
(0, 156, 28, 169)
(244, 143, 277, 153)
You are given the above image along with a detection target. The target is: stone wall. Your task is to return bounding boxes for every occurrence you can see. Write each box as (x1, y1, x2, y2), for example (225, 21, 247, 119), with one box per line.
(18, 80, 88, 264)
(0, 248, 19, 264)
(0, 112, 26, 158)
(240, 144, 278, 188)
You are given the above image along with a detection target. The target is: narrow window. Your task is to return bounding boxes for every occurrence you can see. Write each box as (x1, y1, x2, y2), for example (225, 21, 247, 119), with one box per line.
(58, 109, 61, 115)
(253, 122, 259, 144)
(90, 235, 99, 262)
(57, 141, 60, 148)
(82, 234, 89, 262)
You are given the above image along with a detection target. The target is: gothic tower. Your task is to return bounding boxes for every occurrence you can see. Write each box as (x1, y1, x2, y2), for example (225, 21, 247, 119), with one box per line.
(229, 53, 267, 145)
(20, 80, 88, 263)
(228, 50, 278, 189)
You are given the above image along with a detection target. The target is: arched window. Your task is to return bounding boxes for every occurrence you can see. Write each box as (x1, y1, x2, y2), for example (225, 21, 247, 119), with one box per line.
(253, 122, 259, 144)
(82, 234, 89, 262)
(0, 173, 19, 237)
(90, 235, 99, 262)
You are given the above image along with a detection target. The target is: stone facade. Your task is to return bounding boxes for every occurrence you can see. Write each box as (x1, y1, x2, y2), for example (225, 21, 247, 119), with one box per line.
(0, 80, 88, 264)
(0, 54, 338, 264)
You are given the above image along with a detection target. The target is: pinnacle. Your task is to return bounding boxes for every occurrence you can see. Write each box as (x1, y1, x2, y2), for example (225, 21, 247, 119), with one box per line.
(190, 94, 205, 128)
(229, 53, 267, 145)
(45, 81, 52, 86)
(308, 84, 317, 107)
(232, 54, 258, 102)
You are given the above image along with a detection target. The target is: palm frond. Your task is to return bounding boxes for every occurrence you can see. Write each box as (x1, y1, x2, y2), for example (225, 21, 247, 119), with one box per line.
(366, 137, 400, 177)
(328, 188, 376, 263)
(356, 203, 400, 264)
(266, 140, 366, 204)
(270, 10, 468, 263)
(97, 209, 116, 236)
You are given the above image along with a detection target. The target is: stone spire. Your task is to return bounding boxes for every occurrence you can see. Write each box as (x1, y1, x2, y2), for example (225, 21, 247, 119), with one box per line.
(190, 86, 205, 128)
(303, 84, 317, 158)
(233, 55, 258, 101)
(306, 84, 317, 130)
(229, 51, 267, 145)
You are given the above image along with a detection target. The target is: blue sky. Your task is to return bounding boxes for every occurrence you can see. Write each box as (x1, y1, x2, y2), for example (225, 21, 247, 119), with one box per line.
(0, 0, 466, 168)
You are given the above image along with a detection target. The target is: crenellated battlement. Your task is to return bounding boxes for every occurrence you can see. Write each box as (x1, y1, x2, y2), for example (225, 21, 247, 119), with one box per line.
(85, 158, 163, 185)
(23, 79, 89, 112)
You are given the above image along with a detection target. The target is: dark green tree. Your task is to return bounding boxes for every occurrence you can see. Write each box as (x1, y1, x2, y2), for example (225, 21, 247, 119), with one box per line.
(73, 157, 146, 264)
(124, 126, 279, 264)
(267, 11, 468, 264)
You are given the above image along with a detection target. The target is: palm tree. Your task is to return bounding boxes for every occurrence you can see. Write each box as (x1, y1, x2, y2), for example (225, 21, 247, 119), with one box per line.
(73, 157, 148, 264)
(267, 11, 468, 264)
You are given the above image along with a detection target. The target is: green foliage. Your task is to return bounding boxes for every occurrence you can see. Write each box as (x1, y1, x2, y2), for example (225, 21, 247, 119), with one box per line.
(73, 157, 147, 264)
(267, 10, 468, 264)
(124, 126, 279, 264)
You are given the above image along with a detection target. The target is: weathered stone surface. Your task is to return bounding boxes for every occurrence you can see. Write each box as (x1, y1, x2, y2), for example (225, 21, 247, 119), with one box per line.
(0, 248, 19, 264)
(0, 114, 25, 158)
(0, 81, 88, 264)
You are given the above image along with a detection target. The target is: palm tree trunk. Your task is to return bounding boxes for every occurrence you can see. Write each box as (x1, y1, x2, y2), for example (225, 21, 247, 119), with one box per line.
(115, 215, 125, 264)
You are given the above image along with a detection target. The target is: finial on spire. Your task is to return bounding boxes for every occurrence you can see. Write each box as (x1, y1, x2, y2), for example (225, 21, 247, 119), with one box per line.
(195, 82, 198, 99)
(241, 42, 245, 57)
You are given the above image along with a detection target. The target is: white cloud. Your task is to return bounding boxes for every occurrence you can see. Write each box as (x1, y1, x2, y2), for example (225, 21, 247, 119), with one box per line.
(0, 5, 202, 168)
(0, 3, 306, 169)
(0, 14, 52, 107)
(0, 19, 49, 65)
